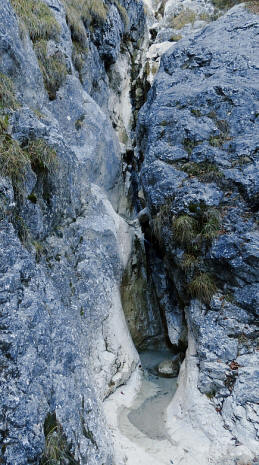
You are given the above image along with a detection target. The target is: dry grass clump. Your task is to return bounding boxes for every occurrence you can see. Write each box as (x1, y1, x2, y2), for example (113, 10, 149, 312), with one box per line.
(0, 115, 29, 188)
(0, 73, 19, 110)
(40, 413, 79, 465)
(10, 0, 68, 99)
(63, 0, 107, 45)
(10, 0, 61, 41)
(188, 273, 216, 304)
(0, 115, 57, 198)
(27, 139, 57, 173)
(172, 8, 197, 29)
(172, 215, 198, 245)
(34, 40, 68, 100)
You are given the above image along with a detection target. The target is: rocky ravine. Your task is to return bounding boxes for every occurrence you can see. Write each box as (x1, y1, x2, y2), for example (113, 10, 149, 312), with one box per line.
(0, 1, 258, 465)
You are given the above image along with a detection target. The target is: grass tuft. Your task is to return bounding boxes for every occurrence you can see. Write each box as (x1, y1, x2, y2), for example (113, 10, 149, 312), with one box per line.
(171, 8, 197, 30)
(0, 74, 19, 110)
(10, 0, 61, 42)
(27, 139, 57, 173)
(172, 215, 198, 245)
(41, 413, 79, 465)
(33, 40, 68, 100)
(0, 116, 29, 189)
(188, 273, 216, 304)
(63, 0, 107, 45)
(181, 162, 223, 182)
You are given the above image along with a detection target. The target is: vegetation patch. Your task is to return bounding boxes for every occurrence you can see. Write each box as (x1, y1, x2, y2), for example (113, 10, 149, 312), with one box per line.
(62, 0, 107, 46)
(171, 9, 197, 30)
(10, 0, 61, 41)
(27, 138, 57, 173)
(10, 0, 69, 99)
(188, 273, 217, 304)
(34, 40, 68, 100)
(181, 161, 223, 182)
(0, 115, 30, 190)
(0, 115, 57, 203)
(40, 413, 79, 465)
(170, 33, 183, 41)
(112, 0, 128, 26)
(172, 215, 198, 245)
(183, 138, 201, 155)
(0, 74, 19, 111)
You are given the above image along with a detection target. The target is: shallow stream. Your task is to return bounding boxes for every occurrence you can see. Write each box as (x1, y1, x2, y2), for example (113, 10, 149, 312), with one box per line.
(118, 350, 178, 464)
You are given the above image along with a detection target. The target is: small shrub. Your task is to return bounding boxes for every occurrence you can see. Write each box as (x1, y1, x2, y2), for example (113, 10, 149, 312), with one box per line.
(34, 40, 68, 100)
(172, 215, 198, 245)
(10, 0, 61, 42)
(188, 273, 216, 304)
(153, 200, 172, 243)
(172, 9, 197, 30)
(205, 389, 216, 399)
(72, 41, 88, 80)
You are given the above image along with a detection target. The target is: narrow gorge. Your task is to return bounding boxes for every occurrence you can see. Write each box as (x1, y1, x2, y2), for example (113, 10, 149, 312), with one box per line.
(0, 1, 258, 464)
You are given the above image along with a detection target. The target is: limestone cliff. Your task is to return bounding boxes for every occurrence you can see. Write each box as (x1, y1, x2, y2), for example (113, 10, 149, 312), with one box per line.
(0, 0, 258, 464)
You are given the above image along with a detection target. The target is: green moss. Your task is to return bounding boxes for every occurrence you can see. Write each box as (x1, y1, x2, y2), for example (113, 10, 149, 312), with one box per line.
(172, 9, 197, 29)
(0, 74, 19, 110)
(34, 40, 68, 100)
(10, 0, 61, 42)
(188, 273, 217, 304)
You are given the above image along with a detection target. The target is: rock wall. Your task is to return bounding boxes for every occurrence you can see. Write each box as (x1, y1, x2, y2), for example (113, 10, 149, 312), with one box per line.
(136, 3, 259, 461)
(0, 0, 146, 463)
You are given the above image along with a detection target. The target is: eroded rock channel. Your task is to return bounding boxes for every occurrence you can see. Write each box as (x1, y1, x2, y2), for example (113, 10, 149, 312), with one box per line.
(0, 0, 258, 465)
